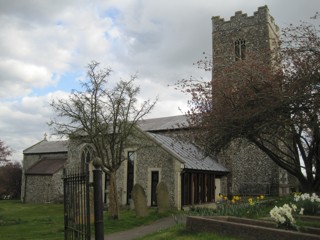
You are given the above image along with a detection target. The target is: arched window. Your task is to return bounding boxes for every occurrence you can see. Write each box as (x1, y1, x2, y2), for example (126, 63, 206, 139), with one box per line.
(81, 146, 93, 172)
(235, 39, 246, 61)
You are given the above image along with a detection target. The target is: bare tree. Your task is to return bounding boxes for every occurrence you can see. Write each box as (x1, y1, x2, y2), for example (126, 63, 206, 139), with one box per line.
(0, 162, 22, 199)
(50, 61, 157, 219)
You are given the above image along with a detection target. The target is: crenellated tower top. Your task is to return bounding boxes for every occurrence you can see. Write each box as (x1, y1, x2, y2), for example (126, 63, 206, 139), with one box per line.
(212, 6, 279, 35)
(211, 6, 279, 81)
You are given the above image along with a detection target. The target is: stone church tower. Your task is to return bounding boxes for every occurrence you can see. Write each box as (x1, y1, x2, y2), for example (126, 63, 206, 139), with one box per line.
(211, 6, 298, 196)
(212, 5, 279, 81)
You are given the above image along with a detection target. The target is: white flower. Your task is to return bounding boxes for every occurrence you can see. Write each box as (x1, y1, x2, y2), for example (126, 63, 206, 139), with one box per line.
(299, 208, 304, 215)
(270, 203, 299, 228)
(290, 203, 297, 212)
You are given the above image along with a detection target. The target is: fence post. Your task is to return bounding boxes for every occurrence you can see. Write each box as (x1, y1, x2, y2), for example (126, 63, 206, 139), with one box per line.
(93, 160, 104, 240)
(63, 169, 68, 240)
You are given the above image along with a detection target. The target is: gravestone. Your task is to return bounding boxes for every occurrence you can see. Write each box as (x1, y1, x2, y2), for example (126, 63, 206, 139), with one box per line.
(156, 181, 170, 213)
(131, 183, 148, 217)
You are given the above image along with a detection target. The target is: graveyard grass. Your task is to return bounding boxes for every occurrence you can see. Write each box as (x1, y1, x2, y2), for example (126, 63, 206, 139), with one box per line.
(4, 195, 318, 240)
(0, 200, 239, 240)
(0, 200, 64, 240)
(0, 200, 175, 239)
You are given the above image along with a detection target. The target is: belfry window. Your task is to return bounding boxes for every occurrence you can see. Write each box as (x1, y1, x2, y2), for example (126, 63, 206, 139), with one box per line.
(235, 39, 246, 61)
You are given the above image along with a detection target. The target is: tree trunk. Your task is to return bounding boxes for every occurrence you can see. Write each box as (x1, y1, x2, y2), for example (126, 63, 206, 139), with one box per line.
(108, 171, 119, 220)
(300, 181, 320, 194)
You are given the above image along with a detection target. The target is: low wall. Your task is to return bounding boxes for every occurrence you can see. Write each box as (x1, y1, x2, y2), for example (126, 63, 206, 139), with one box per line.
(186, 216, 320, 240)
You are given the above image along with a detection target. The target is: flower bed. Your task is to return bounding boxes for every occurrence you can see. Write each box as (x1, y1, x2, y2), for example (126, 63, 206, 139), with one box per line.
(186, 216, 320, 240)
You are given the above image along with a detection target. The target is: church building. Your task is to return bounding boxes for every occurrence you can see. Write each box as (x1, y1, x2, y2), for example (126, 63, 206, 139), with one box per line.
(21, 6, 298, 208)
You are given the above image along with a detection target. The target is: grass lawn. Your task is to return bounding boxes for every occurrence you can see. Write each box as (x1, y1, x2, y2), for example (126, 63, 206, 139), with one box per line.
(0, 200, 173, 239)
(1, 196, 318, 240)
(0, 200, 64, 240)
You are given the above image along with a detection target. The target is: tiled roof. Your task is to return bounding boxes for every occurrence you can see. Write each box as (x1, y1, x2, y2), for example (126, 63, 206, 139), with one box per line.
(23, 140, 69, 154)
(26, 157, 67, 175)
(147, 133, 228, 173)
(138, 115, 188, 132)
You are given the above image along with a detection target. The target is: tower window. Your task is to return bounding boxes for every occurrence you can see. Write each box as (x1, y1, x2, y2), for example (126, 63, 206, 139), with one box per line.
(235, 39, 246, 61)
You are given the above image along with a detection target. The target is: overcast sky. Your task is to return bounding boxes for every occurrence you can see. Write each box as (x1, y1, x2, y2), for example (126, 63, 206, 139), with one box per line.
(0, 0, 319, 161)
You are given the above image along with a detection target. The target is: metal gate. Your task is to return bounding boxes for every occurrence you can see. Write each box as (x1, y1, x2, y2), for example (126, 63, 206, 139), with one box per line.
(63, 164, 91, 240)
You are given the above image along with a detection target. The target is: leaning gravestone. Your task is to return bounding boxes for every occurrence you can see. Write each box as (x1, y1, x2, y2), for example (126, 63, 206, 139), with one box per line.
(131, 183, 148, 217)
(156, 181, 170, 213)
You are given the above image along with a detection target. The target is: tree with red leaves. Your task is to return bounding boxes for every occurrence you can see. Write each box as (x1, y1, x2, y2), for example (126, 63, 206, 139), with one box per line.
(177, 15, 320, 193)
(0, 139, 11, 163)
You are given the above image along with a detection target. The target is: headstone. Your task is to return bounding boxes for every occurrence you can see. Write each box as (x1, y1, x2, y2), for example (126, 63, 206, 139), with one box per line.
(156, 181, 170, 213)
(131, 183, 148, 217)
(129, 198, 135, 210)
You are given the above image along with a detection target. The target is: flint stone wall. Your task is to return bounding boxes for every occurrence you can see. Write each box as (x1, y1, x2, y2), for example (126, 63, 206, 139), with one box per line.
(218, 138, 299, 197)
(24, 170, 63, 203)
(135, 145, 177, 208)
(22, 153, 67, 203)
(212, 5, 279, 76)
(115, 131, 179, 208)
(218, 139, 282, 196)
(65, 139, 84, 169)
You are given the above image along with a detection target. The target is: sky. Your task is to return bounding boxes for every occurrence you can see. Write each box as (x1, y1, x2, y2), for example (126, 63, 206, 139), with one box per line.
(0, 0, 319, 162)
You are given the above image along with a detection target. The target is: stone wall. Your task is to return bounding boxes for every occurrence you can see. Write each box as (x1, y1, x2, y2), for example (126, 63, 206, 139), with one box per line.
(116, 132, 180, 209)
(51, 170, 64, 203)
(218, 139, 280, 196)
(136, 145, 177, 207)
(65, 139, 84, 169)
(21, 153, 67, 203)
(212, 5, 279, 77)
(187, 216, 320, 240)
(24, 171, 63, 203)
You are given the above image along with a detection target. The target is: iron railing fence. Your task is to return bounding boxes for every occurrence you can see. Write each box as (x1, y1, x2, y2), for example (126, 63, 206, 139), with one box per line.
(63, 164, 91, 240)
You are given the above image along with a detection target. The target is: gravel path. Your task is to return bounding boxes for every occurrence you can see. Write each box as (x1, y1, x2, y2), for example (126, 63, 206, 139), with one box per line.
(104, 216, 179, 240)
